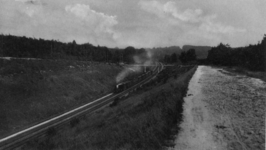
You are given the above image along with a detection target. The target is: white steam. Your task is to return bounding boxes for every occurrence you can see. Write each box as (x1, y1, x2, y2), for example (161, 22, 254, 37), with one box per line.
(115, 49, 156, 83)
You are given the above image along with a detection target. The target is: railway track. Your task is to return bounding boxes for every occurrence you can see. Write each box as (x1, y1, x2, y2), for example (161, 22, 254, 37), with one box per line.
(0, 63, 163, 150)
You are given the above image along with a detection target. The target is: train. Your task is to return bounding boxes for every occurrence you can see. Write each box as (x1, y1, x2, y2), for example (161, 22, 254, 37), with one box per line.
(114, 70, 153, 93)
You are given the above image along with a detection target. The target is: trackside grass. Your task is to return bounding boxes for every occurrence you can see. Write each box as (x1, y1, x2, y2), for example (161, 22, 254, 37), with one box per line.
(0, 59, 122, 138)
(23, 65, 197, 150)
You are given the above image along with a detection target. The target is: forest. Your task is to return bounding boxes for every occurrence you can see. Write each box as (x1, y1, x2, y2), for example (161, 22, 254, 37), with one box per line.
(0, 34, 265, 71)
(0, 34, 147, 64)
(207, 35, 266, 71)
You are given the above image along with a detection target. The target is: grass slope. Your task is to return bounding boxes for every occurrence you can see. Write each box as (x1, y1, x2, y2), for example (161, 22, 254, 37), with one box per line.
(23, 65, 197, 150)
(0, 59, 122, 138)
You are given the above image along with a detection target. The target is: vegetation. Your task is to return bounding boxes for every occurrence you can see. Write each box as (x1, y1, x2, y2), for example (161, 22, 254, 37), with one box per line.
(150, 45, 210, 62)
(0, 34, 212, 65)
(0, 59, 122, 138)
(179, 49, 197, 63)
(207, 35, 266, 71)
(222, 66, 266, 82)
(23, 65, 197, 150)
(163, 53, 179, 64)
(0, 34, 148, 64)
(0, 34, 149, 139)
(182, 45, 211, 59)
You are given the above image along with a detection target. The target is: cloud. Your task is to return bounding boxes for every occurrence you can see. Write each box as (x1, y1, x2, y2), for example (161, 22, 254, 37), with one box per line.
(15, 0, 38, 4)
(13, 0, 43, 17)
(139, 1, 202, 23)
(0, 0, 264, 48)
(200, 20, 246, 34)
(138, 0, 246, 44)
(0, 1, 120, 47)
(65, 4, 119, 39)
(138, 1, 163, 17)
(163, 2, 203, 23)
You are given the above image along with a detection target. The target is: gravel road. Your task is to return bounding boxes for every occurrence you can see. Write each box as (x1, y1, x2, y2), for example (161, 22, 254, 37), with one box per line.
(169, 66, 265, 150)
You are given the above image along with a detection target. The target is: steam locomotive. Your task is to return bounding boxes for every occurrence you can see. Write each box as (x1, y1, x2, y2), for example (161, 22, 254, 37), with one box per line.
(114, 70, 153, 93)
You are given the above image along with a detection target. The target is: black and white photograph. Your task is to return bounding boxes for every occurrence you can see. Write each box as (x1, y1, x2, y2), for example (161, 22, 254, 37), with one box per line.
(0, 0, 265, 149)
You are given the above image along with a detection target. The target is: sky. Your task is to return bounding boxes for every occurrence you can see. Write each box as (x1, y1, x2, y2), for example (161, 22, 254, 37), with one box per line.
(0, 0, 265, 48)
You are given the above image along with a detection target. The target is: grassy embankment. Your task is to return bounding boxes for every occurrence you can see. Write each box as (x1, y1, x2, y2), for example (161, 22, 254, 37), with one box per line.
(217, 66, 266, 82)
(23, 65, 197, 150)
(0, 59, 122, 138)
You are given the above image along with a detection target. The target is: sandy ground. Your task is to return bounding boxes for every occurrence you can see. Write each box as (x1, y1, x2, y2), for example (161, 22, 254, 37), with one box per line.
(169, 66, 265, 150)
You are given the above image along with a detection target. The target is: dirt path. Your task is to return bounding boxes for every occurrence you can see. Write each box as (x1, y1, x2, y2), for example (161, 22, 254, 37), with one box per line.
(169, 66, 265, 150)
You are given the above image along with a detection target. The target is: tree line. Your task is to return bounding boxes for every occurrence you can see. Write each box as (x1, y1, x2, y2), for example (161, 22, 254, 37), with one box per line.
(163, 49, 197, 64)
(0, 34, 147, 64)
(207, 35, 266, 71)
(0, 34, 198, 65)
(1, 34, 264, 70)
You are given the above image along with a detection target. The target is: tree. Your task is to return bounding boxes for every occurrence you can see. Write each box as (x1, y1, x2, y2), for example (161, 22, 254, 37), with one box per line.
(179, 49, 196, 63)
(207, 35, 266, 71)
(186, 49, 196, 61)
(179, 51, 186, 63)
(163, 55, 171, 63)
(170, 53, 177, 63)
(123, 46, 136, 64)
(112, 50, 121, 63)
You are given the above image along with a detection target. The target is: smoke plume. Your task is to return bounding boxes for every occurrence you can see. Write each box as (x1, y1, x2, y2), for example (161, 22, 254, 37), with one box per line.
(115, 49, 155, 83)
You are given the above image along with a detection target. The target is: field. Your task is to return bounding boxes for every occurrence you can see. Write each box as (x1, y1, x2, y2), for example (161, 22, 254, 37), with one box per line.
(22, 65, 197, 150)
(0, 59, 122, 138)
